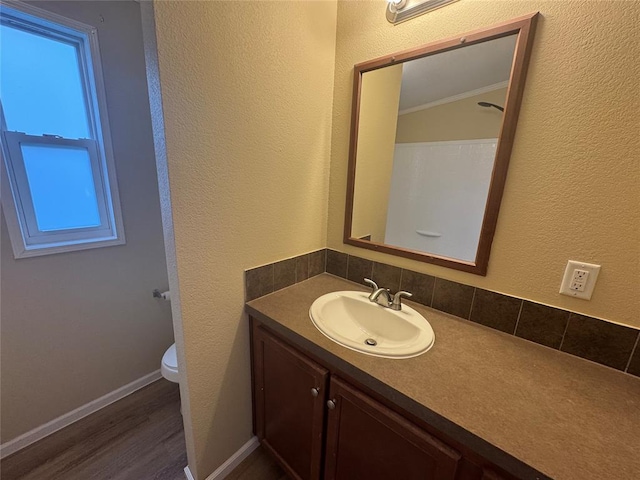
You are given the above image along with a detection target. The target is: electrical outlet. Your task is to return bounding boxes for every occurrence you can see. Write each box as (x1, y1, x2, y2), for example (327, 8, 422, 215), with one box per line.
(560, 261, 601, 300)
(570, 269, 589, 292)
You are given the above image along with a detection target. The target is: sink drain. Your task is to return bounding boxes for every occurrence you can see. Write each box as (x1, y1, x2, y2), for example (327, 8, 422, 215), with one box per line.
(364, 338, 377, 346)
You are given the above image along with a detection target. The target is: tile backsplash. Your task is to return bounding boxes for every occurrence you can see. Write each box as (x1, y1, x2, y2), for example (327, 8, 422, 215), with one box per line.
(245, 249, 326, 302)
(245, 249, 640, 377)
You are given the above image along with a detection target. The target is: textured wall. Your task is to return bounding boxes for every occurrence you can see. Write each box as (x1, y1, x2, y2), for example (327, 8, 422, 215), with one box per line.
(1, 1, 173, 443)
(151, 1, 337, 478)
(328, 0, 640, 328)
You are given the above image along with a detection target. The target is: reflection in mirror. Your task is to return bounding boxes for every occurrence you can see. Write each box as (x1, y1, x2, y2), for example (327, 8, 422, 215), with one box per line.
(345, 14, 539, 275)
(352, 35, 516, 262)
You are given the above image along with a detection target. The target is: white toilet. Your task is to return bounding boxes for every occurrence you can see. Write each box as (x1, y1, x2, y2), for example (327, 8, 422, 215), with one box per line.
(156, 289, 179, 383)
(161, 343, 179, 383)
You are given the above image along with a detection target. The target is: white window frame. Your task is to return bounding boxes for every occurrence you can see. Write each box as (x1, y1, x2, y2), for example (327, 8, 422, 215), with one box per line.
(0, 0, 125, 258)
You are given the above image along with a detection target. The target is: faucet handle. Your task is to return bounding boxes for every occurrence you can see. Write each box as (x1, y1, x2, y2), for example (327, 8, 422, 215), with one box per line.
(364, 278, 378, 293)
(391, 291, 412, 310)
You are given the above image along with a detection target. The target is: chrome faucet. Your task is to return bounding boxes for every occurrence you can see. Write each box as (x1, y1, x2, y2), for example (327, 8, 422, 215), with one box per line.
(369, 284, 393, 307)
(364, 278, 412, 311)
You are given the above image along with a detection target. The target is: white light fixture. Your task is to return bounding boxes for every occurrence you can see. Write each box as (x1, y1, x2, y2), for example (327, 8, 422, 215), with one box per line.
(386, 0, 459, 24)
(388, 0, 408, 12)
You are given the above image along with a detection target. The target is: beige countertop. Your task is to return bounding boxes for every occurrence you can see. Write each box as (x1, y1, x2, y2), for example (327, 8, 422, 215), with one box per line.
(246, 274, 640, 480)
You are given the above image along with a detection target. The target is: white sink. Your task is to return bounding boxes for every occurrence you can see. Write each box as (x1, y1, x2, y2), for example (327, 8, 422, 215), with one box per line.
(309, 291, 435, 359)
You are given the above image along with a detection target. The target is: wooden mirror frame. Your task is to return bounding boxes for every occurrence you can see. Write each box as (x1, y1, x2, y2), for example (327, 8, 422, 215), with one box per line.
(344, 13, 539, 276)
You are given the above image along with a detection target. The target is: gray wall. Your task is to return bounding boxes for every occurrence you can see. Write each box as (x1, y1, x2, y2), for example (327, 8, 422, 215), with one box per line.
(1, 1, 173, 443)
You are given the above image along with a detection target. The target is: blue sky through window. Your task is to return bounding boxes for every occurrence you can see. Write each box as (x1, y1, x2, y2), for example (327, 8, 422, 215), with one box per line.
(0, 23, 90, 138)
(22, 143, 100, 231)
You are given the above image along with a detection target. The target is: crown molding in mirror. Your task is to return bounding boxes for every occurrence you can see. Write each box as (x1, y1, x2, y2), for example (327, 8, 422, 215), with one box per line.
(344, 13, 540, 276)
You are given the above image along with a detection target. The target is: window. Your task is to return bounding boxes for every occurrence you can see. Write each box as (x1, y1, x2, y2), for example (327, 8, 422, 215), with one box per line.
(0, 1, 124, 258)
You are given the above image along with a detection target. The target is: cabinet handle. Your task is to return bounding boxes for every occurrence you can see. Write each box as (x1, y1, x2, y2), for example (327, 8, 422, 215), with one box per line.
(327, 399, 336, 410)
(311, 387, 320, 397)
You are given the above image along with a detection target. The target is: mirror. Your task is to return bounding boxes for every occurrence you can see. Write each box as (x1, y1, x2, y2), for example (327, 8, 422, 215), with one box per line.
(344, 14, 539, 275)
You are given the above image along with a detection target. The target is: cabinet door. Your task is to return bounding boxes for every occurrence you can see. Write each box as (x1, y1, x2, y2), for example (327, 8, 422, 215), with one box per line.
(324, 376, 461, 480)
(253, 326, 328, 480)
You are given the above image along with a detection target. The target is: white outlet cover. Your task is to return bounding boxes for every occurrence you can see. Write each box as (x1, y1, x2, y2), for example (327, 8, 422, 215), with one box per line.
(559, 260, 601, 300)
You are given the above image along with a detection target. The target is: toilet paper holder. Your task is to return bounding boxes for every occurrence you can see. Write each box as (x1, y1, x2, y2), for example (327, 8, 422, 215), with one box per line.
(152, 289, 171, 301)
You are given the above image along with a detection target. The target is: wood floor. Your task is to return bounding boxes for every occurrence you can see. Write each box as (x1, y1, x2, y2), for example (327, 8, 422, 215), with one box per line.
(225, 446, 287, 480)
(1, 379, 187, 480)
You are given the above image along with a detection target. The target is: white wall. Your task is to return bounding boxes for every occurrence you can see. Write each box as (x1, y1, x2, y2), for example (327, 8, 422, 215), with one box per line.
(0, 1, 173, 443)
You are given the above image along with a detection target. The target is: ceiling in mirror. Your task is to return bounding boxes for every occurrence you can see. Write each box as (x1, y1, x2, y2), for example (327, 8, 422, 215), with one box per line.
(398, 35, 516, 111)
(344, 14, 539, 275)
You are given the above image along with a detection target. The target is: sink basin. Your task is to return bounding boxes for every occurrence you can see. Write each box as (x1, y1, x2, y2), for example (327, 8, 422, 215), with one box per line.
(309, 291, 434, 359)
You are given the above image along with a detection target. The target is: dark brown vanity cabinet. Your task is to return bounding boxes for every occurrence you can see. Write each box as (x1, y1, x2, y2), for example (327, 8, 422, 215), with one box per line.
(253, 324, 328, 479)
(252, 322, 464, 480)
(324, 376, 461, 480)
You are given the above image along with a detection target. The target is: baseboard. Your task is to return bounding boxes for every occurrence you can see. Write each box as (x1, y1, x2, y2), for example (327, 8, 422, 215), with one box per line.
(0, 369, 163, 459)
(184, 465, 196, 480)
(184, 436, 259, 480)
